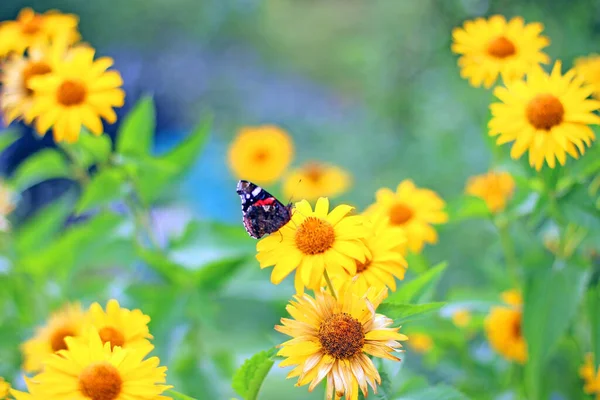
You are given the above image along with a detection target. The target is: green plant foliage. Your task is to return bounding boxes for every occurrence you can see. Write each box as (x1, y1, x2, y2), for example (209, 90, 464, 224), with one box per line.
(232, 348, 277, 400)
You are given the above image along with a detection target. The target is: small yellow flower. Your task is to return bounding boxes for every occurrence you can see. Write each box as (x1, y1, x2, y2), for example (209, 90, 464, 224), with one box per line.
(28, 46, 125, 143)
(282, 161, 351, 202)
(21, 302, 87, 373)
(574, 55, 600, 99)
(19, 328, 172, 400)
(0, 8, 79, 57)
(275, 284, 407, 400)
(407, 332, 433, 354)
(365, 180, 448, 254)
(451, 15, 550, 88)
(489, 61, 600, 170)
(0, 377, 10, 399)
(257, 197, 369, 293)
(451, 309, 472, 328)
(228, 125, 294, 185)
(580, 353, 600, 398)
(88, 299, 154, 353)
(485, 289, 527, 364)
(465, 171, 515, 213)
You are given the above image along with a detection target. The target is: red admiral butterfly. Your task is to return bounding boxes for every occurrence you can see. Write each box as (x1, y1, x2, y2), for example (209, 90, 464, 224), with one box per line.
(236, 180, 293, 239)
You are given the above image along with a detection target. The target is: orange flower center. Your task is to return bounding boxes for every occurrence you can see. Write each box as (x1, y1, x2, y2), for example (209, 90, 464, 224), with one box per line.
(98, 326, 125, 350)
(50, 326, 76, 352)
(57, 80, 87, 106)
(318, 312, 364, 359)
(487, 36, 516, 59)
(304, 163, 324, 184)
(526, 94, 564, 130)
(20, 15, 42, 35)
(512, 313, 523, 338)
(294, 217, 335, 255)
(22, 61, 52, 94)
(253, 149, 269, 163)
(79, 362, 123, 400)
(389, 202, 413, 225)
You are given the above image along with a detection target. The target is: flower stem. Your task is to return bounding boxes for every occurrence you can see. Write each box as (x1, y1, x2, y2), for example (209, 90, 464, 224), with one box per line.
(323, 269, 337, 300)
(497, 219, 520, 287)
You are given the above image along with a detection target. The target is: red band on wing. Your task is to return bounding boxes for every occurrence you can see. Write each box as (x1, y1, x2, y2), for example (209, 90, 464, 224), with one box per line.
(254, 197, 276, 207)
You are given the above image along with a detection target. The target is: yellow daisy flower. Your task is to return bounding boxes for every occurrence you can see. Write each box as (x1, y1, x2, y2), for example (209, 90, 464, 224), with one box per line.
(256, 197, 369, 294)
(484, 289, 527, 364)
(282, 161, 351, 202)
(21, 328, 171, 400)
(451, 15, 550, 88)
(88, 299, 154, 352)
(489, 61, 600, 170)
(0, 377, 10, 399)
(574, 55, 600, 99)
(28, 46, 125, 143)
(580, 353, 600, 399)
(451, 308, 472, 328)
(21, 302, 87, 373)
(465, 170, 515, 213)
(331, 214, 407, 294)
(228, 125, 294, 185)
(407, 332, 433, 354)
(0, 8, 79, 57)
(275, 284, 407, 400)
(365, 180, 448, 254)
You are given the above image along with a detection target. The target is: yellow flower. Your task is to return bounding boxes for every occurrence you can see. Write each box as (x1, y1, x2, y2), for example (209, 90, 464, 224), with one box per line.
(331, 214, 407, 294)
(228, 125, 294, 185)
(365, 180, 448, 254)
(275, 285, 407, 400)
(451, 309, 472, 328)
(451, 15, 549, 88)
(0, 377, 10, 399)
(88, 299, 154, 353)
(257, 197, 369, 293)
(489, 61, 600, 170)
(580, 353, 600, 398)
(21, 328, 172, 400)
(21, 302, 87, 373)
(282, 161, 351, 202)
(574, 55, 600, 99)
(407, 332, 433, 354)
(0, 8, 79, 57)
(484, 289, 527, 364)
(465, 171, 515, 213)
(28, 46, 125, 143)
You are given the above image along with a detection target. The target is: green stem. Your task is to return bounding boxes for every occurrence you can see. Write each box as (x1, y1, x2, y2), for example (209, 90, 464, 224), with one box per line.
(323, 269, 337, 300)
(124, 193, 161, 250)
(497, 219, 520, 287)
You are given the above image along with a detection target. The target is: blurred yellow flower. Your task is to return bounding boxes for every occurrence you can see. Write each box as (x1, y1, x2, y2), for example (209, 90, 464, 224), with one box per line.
(407, 332, 433, 354)
(489, 61, 600, 170)
(331, 214, 407, 294)
(21, 302, 87, 373)
(451, 309, 472, 328)
(0, 8, 79, 57)
(228, 125, 294, 185)
(282, 161, 351, 202)
(451, 15, 549, 88)
(574, 55, 600, 99)
(28, 46, 125, 143)
(0, 377, 10, 399)
(275, 285, 407, 400)
(485, 289, 527, 364)
(88, 299, 154, 353)
(465, 171, 515, 213)
(256, 198, 369, 293)
(365, 180, 448, 254)
(579, 353, 600, 399)
(22, 329, 171, 400)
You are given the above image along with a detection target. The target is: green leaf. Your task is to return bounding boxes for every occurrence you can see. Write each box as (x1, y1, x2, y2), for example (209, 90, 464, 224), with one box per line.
(386, 262, 447, 304)
(116, 96, 155, 156)
(587, 284, 600, 371)
(447, 195, 491, 223)
(61, 129, 112, 168)
(377, 302, 444, 324)
(166, 390, 197, 400)
(0, 129, 20, 153)
(232, 348, 276, 400)
(375, 370, 393, 400)
(194, 256, 251, 292)
(135, 246, 191, 286)
(397, 384, 471, 400)
(76, 168, 126, 214)
(523, 265, 589, 399)
(9, 149, 70, 190)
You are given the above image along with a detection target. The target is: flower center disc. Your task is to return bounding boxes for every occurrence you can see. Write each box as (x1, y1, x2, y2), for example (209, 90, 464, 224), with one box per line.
(318, 313, 364, 359)
(526, 94, 564, 130)
(389, 202, 413, 225)
(254, 149, 269, 163)
(512, 313, 523, 338)
(20, 15, 42, 35)
(57, 80, 87, 106)
(304, 163, 324, 184)
(50, 326, 76, 352)
(487, 36, 516, 59)
(294, 217, 335, 255)
(98, 326, 126, 350)
(79, 362, 123, 400)
(22, 61, 52, 94)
